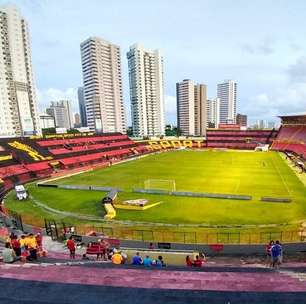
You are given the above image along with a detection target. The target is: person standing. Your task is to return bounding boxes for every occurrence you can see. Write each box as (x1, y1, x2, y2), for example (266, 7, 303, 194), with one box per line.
(186, 255, 193, 266)
(66, 236, 76, 259)
(265, 240, 274, 267)
(27, 234, 38, 260)
(271, 240, 282, 269)
(193, 255, 203, 267)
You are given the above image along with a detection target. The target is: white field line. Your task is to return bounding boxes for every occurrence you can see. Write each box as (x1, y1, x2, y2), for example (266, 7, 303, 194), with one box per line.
(270, 155, 291, 196)
(38, 169, 93, 185)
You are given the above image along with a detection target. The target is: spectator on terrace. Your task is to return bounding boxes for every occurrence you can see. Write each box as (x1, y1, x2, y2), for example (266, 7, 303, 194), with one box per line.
(19, 235, 26, 254)
(199, 252, 206, 264)
(100, 239, 109, 260)
(111, 250, 123, 265)
(121, 251, 128, 264)
(156, 255, 166, 268)
(35, 233, 43, 251)
(193, 255, 203, 267)
(271, 240, 282, 269)
(96, 239, 103, 260)
(265, 240, 274, 267)
(10, 235, 21, 257)
(66, 236, 76, 260)
(186, 255, 193, 267)
(2, 242, 19, 263)
(148, 243, 154, 250)
(143, 255, 152, 267)
(26, 234, 38, 260)
(132, 252, 143, 265)
(103, 239, 110, 259)
(8, 232, 16, 243)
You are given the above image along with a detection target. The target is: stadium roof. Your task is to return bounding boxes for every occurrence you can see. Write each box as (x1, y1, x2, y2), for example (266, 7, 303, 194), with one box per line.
(278, 112, 306, 118)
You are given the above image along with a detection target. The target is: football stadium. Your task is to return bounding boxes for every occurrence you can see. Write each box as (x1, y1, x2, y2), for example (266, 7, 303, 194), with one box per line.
(0, 81, 305, 304)
(1, 113, 305, 245)
(1, 3, 306, 303)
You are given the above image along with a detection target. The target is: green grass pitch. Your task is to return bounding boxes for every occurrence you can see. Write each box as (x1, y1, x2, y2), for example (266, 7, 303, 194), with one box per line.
(4, 150, 306, 226)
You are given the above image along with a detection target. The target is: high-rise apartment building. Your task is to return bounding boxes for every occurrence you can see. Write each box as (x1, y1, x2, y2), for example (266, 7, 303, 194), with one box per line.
(39, 113, 55, 129)
(207, 98, 220, 128)
(46, 100, 73, 129)
(176, 79, 195, 136)
(74, 113, 81, 128)
(77, 87, 87, 127)
(0, 5, 40, 137)
(217, 80, 237, 124)
(80, 37, 126, 133)
(127, 43, 165, 137)
(256, 119, 267, 129)
(194, 84, 207, 136)
(236, 113, 247, 127)
(176, 79, 207, 136)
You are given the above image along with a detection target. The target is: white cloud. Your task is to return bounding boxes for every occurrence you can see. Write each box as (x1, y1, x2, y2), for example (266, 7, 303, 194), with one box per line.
(36, 87, 78, 113)
(241, 37, 275, 55)
(246, 82, 306, 122)
(287, 56, 306, 83)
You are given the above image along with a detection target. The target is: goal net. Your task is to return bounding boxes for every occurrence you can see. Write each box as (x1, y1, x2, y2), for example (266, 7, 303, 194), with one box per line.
(144, 179, 176, 192)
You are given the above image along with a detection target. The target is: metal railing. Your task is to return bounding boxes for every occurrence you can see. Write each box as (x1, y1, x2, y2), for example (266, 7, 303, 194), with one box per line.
(1, 210, 305, 245)
(73, 224, 306, 245)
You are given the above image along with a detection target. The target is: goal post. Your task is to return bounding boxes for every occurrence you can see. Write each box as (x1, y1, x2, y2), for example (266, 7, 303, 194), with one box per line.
(144, 179, 176, 192)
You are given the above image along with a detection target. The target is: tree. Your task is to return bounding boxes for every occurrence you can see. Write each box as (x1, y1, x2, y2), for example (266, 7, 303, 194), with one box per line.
(127, 126, 133, 137)
(67, 129, 80, 134)
(41, 128, 56, 135)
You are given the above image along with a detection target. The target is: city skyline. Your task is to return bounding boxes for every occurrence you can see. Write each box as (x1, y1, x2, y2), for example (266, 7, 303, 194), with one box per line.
(0, 0, 305, 127)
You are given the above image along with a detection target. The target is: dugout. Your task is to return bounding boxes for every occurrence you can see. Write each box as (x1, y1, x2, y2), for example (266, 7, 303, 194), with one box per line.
(101, 189, 118, 205)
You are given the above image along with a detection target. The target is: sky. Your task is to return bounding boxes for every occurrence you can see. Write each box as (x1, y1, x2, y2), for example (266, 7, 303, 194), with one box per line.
(1, 0, 306, 126)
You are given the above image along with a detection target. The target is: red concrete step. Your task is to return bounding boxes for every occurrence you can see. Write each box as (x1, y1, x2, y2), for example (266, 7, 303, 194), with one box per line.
(0, 264, 306, 292)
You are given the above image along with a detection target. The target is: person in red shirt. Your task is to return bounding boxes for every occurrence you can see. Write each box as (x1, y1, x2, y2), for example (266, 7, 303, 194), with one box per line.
(66, 236, 76, 259)
(193, 255, 203, 267)
(186, 255, 193, 266)
(265, 240, 274, 267)
(11, 235, 21, 257)
(35, 233, 43, 251)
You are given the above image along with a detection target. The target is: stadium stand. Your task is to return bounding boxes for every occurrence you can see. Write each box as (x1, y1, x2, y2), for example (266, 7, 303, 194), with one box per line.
(271, 113, 306, 159)
(0, 133, 149, 199)
(206, 128, 278, 149)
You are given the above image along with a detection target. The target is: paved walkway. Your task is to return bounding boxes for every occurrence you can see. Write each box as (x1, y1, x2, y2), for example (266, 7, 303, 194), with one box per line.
(0, 263, 306, 292)
(0, 263, 306, 304)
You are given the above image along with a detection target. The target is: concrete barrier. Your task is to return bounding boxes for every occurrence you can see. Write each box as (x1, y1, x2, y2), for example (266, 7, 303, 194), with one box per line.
(133, 188, 252, 201)
(261, 197, 292, 203)
(38, 183, 120, 192)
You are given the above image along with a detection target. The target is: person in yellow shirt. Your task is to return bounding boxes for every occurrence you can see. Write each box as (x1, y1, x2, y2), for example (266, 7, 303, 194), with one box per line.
(26, 234, 38, 261)
(19, 235, 26, 248)
(111, 250, 123, 265)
